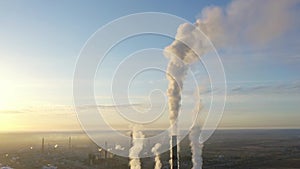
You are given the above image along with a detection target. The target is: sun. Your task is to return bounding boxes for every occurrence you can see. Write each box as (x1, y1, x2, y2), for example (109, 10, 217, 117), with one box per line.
(0, 114, 16, 132)
(0, 98, 4, 110)
(0, 88, 15, 110)
(0, 96, 15, 131)
(0, 80, 16, 110)
(0, 90, 9, 111)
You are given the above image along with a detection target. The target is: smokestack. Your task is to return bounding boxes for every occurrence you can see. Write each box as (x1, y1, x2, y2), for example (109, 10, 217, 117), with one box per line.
(129, 131, 133, 169)
(69, 137, 72, 150)
(130, 131, 133, 147)
(42, 137, 45, 153)
(171, 135, 178, 169)
(105, 141, 108, 159)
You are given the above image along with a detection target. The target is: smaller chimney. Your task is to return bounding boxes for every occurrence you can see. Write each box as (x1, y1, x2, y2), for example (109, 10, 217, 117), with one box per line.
(171, 135, 178, 169)
(105, 141, 108, 159)
(42, 137, 45, 153)
(130, 131, 133, 147)
(69, 137, 72, 150)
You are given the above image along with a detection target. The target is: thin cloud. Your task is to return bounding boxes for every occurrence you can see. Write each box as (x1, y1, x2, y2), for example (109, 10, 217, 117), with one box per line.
(76, 103, 145, 111)
(229, 81, 300, 95)
(0, 110, 25, 114)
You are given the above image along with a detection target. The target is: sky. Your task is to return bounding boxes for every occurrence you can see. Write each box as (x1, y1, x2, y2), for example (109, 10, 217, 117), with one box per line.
(0, 0, 300, 132)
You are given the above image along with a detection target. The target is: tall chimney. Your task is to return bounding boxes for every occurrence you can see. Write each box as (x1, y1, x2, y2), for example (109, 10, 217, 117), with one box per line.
(129, 132, 133, 169)
(171, 135, 178, 169)
(42, 137, 45, 153)
(105, 141, 108, 159)
(130, 131, 133, 147)
(69, 137, 72, 150)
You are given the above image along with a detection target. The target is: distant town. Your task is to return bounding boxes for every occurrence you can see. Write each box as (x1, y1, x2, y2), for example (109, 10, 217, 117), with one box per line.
(0, 129, 299, 169)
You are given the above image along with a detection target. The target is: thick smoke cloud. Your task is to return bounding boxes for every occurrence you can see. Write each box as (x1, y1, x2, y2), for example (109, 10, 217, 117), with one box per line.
(189, 125, 203, 169)
(129, 127, 145, 169)
(115, 144, 125, 151)
(189, 88, 203, 169)
(151, 143, 162, 169)
(164, 1, 298, 169)
(164, 0, 299, 138)
(196, 0, 299, 47)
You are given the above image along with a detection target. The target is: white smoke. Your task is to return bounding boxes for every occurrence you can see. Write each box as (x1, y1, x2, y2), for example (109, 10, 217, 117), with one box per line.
(115, 144, 125, 151)
(195, 0, 299, 47)
(164, 0, 299, 65)
(165, 0, 298, 167)
(164, 10, 206, 169)
(189, 88, 203, 169)
(189, 126, 203, 169)
(166, 61, 188, 135)
(1, 167, 13, 169)
(151, 143, 162, 169)
(129, 126, 145, 169)
(164, 9, 213, 138)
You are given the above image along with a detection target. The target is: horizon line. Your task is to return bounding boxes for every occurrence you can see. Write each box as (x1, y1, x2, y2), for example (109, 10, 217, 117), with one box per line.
(1, 127, 300, 133)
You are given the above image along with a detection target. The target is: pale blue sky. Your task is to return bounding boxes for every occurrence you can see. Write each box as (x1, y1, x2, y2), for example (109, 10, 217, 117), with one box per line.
(0, 0, 300, 131)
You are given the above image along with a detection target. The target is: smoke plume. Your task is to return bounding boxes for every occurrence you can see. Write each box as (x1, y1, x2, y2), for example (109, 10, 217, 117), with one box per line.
(115, 144, 125, 151)
(189, 88, 203, 169)
(164, 0, 299, 65)
(164, 11, 204, 169)
(129, 127, 145, 169)
(189, 125, 203, 169)
(151, 143, 162, 169)
(195, 0, 299, 47)
(164, 0, 299, 168)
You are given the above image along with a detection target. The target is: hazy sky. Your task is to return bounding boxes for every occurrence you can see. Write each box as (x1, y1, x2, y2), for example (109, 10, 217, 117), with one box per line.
(0, 0, 300, 131)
